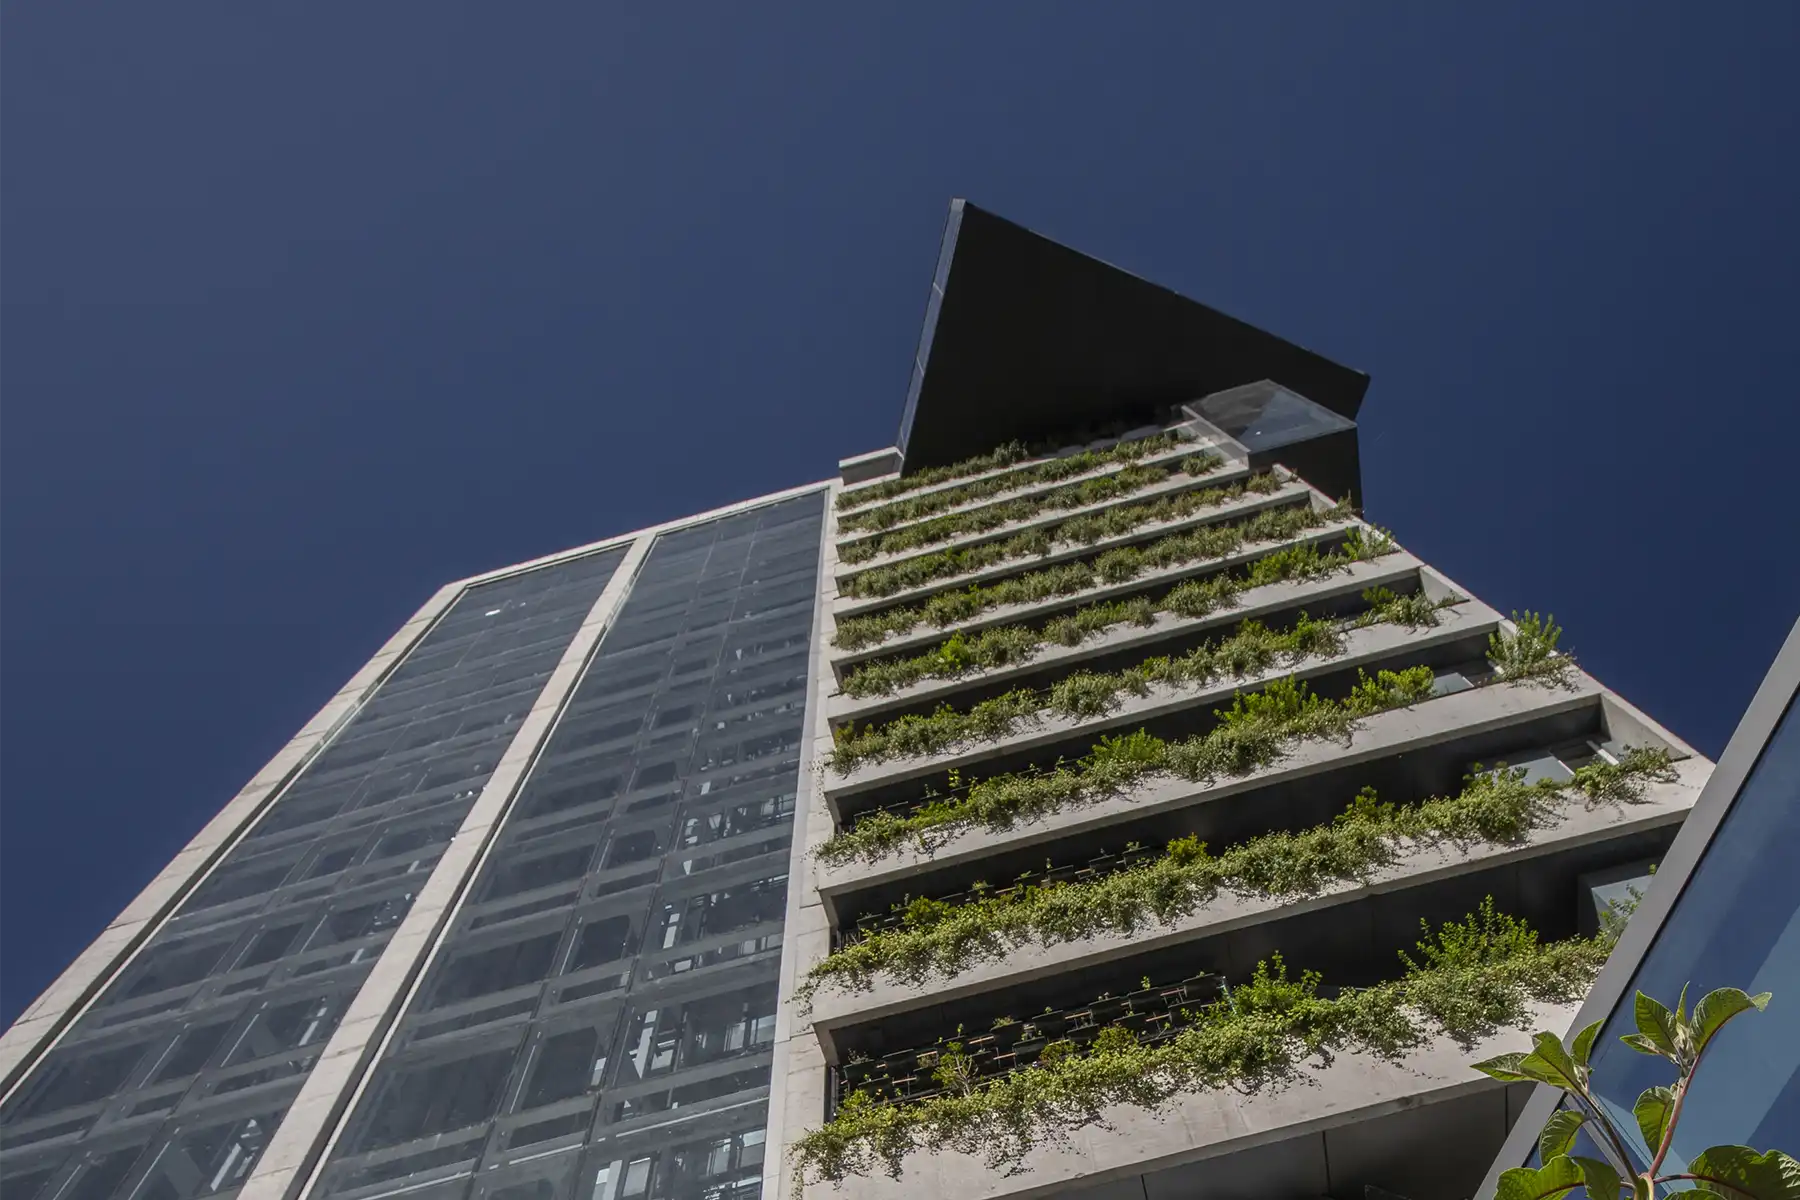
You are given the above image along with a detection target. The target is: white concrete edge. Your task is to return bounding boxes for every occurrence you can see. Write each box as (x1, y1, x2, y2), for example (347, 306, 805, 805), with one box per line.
(825, 518, 1367, 674)
(243, 535, 657, 1200)
(834, 423, 1175, 518)
(831, 479, 1313, 620)
(819, 598, 1503, 809)
(448, 479, 834, 591)
(806, 760, 1709, 1039)
(762, 484, 843, 1200)
(0, 579, 468, 1096)
(833, 443, 1226, 568)
(826, 552, 1428, 726)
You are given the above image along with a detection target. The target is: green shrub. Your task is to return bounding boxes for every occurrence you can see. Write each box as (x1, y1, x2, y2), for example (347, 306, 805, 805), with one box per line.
(840, 471, 1286, 600)
(837, 442, 1030, 512)
(1488, 610, 1575, 686)
(790, 907, 1609, 1184)
(827, 615, 1357, 773)
(818, 667, 1441, 863)
(839, 455, 1225, 563)
(837, 433, 1185, 524)
(799, 749, 1674, 1003)
(832, 501, 1362, 652)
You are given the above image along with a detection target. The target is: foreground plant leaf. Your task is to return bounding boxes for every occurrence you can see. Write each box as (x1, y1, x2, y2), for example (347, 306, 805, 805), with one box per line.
(1682, 1144, 1800, 1200)
(1538, 1108, 1587, 1162)
(1493, 1155, 1583, 1200)
(1690, 987, 1772, 1059)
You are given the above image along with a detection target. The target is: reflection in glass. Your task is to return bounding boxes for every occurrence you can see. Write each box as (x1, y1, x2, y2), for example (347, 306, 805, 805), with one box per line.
(0, 548, 627, 1200)
(1586, 698, 1800, 1167)
(317, 492, 825, 1200)
(1186, 380, 1355, 453)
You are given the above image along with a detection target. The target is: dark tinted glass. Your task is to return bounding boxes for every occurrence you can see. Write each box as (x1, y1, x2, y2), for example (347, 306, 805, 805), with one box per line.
(1190, 380, 1355, 452)
(1583, 697, 1800, 1166)
(0, 548, 627, 1200)
(317, 491, 825, 1200)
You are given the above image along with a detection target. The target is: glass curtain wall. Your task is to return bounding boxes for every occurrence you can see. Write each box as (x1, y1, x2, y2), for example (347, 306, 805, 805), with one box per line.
(0, 549, 629, 1200)
(314, 492, 826, 1200)
(1581, 695, 1800, 1171)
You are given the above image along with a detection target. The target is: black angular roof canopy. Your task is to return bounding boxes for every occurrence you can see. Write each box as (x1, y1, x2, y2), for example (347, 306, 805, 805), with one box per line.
(896, 201, 1370, 494)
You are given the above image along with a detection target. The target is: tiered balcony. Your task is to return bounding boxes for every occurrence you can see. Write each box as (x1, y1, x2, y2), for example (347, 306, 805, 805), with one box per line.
(777, 425, 1707, 1199)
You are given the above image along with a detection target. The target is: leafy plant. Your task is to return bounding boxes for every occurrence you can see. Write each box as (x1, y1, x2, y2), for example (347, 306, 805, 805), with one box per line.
(791, 906, 1610, 1185)
(798, 750, 1674, 1002)
(839, 556, 1432, 698)
(816, 667, 1438, 865)
(839, 470, 1286, 599)
(831, 501, 1369, 652)
(838, 441, 1031, 512)
(1477, 985, 1796, 1198)
(1488, 610, 1576, 687)
(828, 613, 1360, 773)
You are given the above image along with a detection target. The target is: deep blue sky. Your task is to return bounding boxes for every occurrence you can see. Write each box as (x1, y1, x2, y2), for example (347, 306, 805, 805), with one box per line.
(4, 5, 1797, 1024)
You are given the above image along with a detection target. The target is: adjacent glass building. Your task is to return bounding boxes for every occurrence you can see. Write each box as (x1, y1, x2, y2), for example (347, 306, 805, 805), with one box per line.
(0, 491, 828, 1200)
(0, 202, 1757, 1200)
(1478, 617, 1800, 1195)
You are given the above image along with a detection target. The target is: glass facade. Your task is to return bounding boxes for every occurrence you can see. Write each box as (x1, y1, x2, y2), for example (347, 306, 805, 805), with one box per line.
(1582, 694, 1800, 1170)
(0, 549, 628, 1200)
(1187, 380, 1355, 454)
(313, 492, 825, 1200)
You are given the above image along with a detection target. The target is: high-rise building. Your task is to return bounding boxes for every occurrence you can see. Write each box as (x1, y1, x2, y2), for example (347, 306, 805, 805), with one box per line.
(0, 202, 1713, 1200)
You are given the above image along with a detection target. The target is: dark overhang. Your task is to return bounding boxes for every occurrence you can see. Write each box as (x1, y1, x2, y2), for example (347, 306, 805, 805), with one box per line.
(895, 201, 1370, 497)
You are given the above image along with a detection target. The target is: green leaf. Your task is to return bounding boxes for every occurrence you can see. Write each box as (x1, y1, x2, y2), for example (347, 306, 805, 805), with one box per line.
(1632, 991, 1681, 1060)
(1570, 1019, 1604, 1068)
(1521, 1030, 1584, 1091)
(1691, 988, 1772, 1058)
(1619, 1033, 1666, 1058)
(1494, 1155, 1584, 1200)
(1633, 1086, 1673, 1156)
(1683, 1145, 1800, 1200)
(1472, 1051, 1533, 1082)
(1573, 1155, 1622, 1200)
(1539, 1109, 1587, 1161)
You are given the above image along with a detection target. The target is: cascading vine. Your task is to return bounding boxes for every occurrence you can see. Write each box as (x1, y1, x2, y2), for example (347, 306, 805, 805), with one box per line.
(827, 589, 1454, 774)
(816, 615, 1575, 866)
(817, 668, 1436, 865)
(790, 901, 1613, 1184)
(798, 747, 1675, 1003)
(835, 424, 1191, 514)
(832, 500, 1368, 651)
(839, 466, 1277, 599)
(838, 537, 1406, 699)
(838, 453, 1225, 564)
(838, 434, 1196, 539)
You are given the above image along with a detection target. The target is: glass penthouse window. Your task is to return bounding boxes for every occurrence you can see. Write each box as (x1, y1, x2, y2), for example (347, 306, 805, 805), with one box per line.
(1185, 380, 1355, 454)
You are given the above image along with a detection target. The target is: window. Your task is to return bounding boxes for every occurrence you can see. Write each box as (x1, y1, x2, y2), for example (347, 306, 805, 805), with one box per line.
(1584, 698, 1800, 1164)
